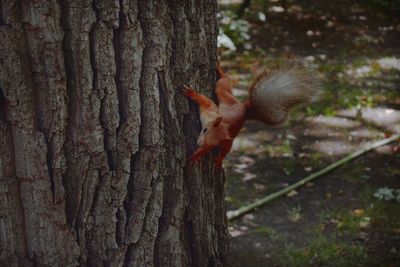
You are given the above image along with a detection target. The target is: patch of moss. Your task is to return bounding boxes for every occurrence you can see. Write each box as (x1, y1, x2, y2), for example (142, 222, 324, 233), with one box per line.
(318, 188, 400, 235)
(339, 164, 364, 184)
(225, 173, 258, 209)
(300, 151, 326, 169)
(278, 235, 369, 267)
(250, 226, 281, 241)
(225, 172, 281, 209)
(265, 139, 294, 159)
(367, 200, 400, 232)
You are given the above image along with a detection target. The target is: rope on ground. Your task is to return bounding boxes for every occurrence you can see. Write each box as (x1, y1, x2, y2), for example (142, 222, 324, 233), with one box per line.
(227, 133, 400, 221)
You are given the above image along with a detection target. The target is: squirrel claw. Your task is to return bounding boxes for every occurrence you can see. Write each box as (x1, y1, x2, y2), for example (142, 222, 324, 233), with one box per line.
(182, 85, 195, 97)
(183, 84, 193, 91)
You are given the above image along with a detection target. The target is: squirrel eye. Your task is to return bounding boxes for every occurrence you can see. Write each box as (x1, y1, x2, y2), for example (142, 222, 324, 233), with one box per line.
(202, 128, 208, 133)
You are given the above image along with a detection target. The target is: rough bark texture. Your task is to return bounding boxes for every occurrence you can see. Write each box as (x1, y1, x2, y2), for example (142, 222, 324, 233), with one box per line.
(0, 1, 229, 266)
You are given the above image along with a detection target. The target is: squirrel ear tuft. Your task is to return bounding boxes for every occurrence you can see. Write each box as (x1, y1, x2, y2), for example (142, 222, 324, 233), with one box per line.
(213, 117, 223, 127)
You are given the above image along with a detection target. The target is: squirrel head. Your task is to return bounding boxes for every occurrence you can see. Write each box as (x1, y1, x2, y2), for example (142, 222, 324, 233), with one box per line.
(197, 117, 232, 147)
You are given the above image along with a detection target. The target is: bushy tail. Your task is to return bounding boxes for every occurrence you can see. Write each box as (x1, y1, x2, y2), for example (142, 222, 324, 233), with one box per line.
(247, 62, 322, 125)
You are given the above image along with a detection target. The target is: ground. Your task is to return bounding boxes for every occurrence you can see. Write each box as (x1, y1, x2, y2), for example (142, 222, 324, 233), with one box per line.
(219, 0, 400, 266)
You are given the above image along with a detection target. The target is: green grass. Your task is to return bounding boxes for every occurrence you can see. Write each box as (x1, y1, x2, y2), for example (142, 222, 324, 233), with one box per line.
(318, 188, 400, 235)
(251, 226, 281, 241)
(265, 139, 294, 159)
(278, 235, 368, 267)
(367, 200, 400, 232)
(276, 191, 400, 267)
(287, 205, 303, 222)
(225, 173, 259, 209)
(225, 172, 281, 209)
(360, 0, 400, 13)
(339, 164, 365, 184)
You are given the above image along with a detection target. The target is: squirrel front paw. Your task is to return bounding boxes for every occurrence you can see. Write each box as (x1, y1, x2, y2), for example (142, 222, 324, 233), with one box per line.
(182, 85, 195, 97)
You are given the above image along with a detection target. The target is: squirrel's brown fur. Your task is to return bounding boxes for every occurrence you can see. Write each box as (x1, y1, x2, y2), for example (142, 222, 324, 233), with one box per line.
(183, 61, 321, 167)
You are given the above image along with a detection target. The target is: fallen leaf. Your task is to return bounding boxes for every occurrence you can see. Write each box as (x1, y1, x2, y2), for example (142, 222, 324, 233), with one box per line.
(359, 217, 370, 228)
(254, 183, 266, 191)
(243, 214, 255, 221)
(353, 209, 365, 216)
(239, 155, 255, 166)
(330, 219, 340, 225)
(286, 190, 298, 198)
(393, 228, 400, 234)
(304, 166, 313, 172)
(326, 192, 332, 199)
(303, 249, 310, 256)
(354, 231, 368, 241)
(229, 229, 244, 238)
(306, 30, 314, 36)
(243, 172, 257, 182)
(233, 168, 245, 174)
(257, 12, 266, 22)
(384, 132, 392, 138)
(235, 163, 248, 170)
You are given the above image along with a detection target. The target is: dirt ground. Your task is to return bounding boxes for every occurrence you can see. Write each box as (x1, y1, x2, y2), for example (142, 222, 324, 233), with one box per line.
(220, 0, 400, 266)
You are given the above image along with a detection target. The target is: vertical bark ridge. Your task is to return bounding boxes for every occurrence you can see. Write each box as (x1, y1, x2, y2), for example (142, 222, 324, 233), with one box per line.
(61, 0, 99, 228)
(0, 5, 28, 265)
(0, 90, 28, 267)
(61, 0, 127, 265)
(113, 0, 144, 264)
(21, 0, 68, 205)
(85, 1, 123, 261)
(122, 2, 168, 264)
(91, 0, 120, 172)
(61, 0, 110, 265)
(153, 2, 191, 266)
(0, 1, 80, 265)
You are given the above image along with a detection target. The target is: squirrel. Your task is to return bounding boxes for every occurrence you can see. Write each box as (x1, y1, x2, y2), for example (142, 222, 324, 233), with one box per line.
(183, 61, 321, 168)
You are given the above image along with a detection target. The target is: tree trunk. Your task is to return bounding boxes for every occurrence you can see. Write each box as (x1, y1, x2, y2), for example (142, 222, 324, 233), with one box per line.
(0, 1, 229, 266)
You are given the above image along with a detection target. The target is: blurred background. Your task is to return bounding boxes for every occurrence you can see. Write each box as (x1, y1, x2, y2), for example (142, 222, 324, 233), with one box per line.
(217, 0, 400, 266)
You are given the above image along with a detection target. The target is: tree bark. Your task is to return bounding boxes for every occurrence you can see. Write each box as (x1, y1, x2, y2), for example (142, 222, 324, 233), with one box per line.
(0, 1, 229, 266)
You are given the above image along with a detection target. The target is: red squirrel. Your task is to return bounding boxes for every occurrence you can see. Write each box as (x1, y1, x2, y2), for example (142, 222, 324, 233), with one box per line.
(183, 62, 321, 168)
